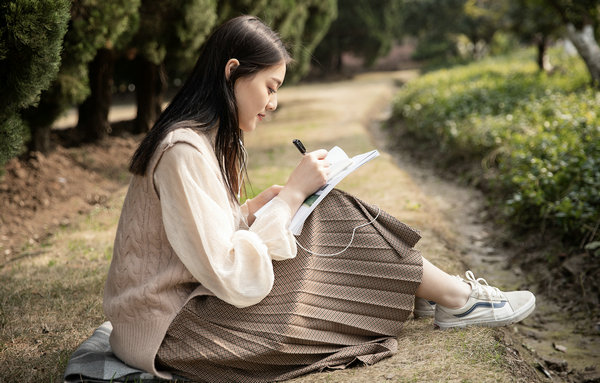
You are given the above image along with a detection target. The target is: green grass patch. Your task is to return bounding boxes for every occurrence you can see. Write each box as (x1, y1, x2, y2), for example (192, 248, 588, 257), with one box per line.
(391, 48, 599, 246)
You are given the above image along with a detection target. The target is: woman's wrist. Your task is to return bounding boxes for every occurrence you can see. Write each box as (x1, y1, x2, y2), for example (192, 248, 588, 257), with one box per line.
(244, 198, 257, 226)
(277, 186, 305, 214)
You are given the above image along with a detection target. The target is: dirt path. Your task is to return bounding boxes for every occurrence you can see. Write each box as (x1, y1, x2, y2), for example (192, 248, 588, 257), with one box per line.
(243, 71, 598, 381)
(362, 76, 600, 380)
(1, 71, 552, 382)
(244, 71, 546, 382)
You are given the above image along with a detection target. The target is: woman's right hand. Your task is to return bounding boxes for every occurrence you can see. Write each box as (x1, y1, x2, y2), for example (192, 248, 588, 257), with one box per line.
(277, 149, 329, 214)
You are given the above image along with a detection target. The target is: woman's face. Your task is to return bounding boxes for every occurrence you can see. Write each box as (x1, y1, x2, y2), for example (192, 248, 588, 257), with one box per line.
(234, 61, 286, 132)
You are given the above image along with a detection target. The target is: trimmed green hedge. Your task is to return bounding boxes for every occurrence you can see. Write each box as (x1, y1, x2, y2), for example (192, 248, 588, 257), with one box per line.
(392, 49, 599, 245)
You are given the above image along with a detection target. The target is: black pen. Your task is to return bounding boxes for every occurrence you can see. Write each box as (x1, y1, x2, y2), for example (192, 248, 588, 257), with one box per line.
(292, 139, 306, 155)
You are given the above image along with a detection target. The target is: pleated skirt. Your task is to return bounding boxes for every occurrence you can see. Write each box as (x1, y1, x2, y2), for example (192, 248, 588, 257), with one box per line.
(156, 189, 424, 382)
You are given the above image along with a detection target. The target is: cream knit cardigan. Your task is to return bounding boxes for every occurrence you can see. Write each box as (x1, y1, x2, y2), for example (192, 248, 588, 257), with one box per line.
(103, 126, 297, 378)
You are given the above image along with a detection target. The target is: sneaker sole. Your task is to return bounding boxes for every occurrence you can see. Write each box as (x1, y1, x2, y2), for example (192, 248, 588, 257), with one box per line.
(413, 309, 435, 319)
(434, 295, 536, 329)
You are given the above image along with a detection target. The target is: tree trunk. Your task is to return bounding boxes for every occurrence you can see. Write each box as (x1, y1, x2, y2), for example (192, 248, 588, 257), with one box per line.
(22, 95, 59, 154)
(334, 51, 343, 73)
(536, 35, 552, 72)
(29, 125, 51, 153)
(566, 23, 600, 87)
(134, 57, 166, 133)
(76, 48, 116, 142)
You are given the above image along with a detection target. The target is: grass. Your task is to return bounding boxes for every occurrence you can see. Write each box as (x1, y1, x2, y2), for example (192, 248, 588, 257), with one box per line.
(0, 72, 542, 382)
(287, 321, 529, 383)
(0, 193, 123, 381)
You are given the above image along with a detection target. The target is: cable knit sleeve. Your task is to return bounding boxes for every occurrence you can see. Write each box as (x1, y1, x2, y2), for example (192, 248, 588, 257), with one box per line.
(153, 143, 296, 308)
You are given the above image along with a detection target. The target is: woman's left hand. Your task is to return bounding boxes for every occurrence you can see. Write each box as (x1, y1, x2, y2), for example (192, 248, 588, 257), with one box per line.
(245, 185, 284, 225)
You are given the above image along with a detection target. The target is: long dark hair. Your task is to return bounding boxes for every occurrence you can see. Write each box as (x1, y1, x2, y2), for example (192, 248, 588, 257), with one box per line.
(129, 15, 292, 200)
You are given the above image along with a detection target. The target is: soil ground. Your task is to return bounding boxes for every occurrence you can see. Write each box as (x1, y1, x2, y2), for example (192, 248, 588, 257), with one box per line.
(0, 70, 597, 382)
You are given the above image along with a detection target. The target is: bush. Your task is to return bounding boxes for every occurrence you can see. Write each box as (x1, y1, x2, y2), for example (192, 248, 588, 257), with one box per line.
(0, 0, 70, 165)
(391, 48, 599, 245)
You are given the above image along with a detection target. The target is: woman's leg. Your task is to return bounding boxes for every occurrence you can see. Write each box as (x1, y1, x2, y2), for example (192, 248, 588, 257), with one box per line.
(415, 257, 471, 309)
(415, 256, 536, 329)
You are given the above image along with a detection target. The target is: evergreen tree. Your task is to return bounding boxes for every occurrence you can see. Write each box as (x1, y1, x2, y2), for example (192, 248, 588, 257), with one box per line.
(0, 0, 69, 166)
(21, 0, 140, 153)
(130, 0, 217, 133)
(76, 1, 140, 142)
(218, 0, 337, 82)
(263, 0, 338, 82)
(313, 0, 402, 74)
(216, 0, 269, 24)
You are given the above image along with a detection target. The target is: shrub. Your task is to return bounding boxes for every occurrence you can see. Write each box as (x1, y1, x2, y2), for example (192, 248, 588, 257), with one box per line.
(392, 48, 599, 245)
(0, 0, 70, 165)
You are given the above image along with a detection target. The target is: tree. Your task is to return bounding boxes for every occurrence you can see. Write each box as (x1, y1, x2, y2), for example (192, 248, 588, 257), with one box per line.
(21, 0, 140, 153)
(76, 2, 140, 142)
(508, 0, 563, 71)
(264, 0, 338, 82)
(402, 0, 467, 61)
(545, 0, 600, 87)
(313, 0, 402, 74)
(216, 0, 269, 23)
(460, 0, 511, 59)
(0, 0, 69, 166)
(402, 0, 513, 62)
(130, 0, 217, 133)
(218, 0, 337, 82)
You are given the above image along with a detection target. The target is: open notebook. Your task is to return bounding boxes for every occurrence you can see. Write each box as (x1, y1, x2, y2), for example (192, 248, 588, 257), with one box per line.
(254, 146, 379, 235)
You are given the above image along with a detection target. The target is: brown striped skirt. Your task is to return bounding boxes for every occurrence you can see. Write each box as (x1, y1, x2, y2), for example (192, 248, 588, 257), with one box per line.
(156, 189, 423, 382)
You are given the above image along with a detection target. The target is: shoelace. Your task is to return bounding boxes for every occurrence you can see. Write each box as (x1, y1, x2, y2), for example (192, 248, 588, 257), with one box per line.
(463, 270, 504, 321)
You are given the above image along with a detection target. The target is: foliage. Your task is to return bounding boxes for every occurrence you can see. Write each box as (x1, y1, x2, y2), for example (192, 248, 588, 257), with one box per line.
(500, 90, 599, 239)
(460, 0, 511, 58)
(125, 0, 217, 133)
(508, 0, 563, 44)
(402, 0, 598, 84)
(0, 114, 30, 168)
(273, 0, 338, 82)
(21, 0, 141, 145)
(542, 0, 600, 88)
(392, 48, 599, 245)
(543, 0, 600, 29)
(0, 0, 69, 165)
(312, 0, 401, 72)
(216, 0, 269, 23)
(134, 0, 217, 71)
(218, 0, 337, 82)
(403, 0, 510, 62)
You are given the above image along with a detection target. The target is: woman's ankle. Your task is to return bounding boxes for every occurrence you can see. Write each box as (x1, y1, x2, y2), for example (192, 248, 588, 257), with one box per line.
(440, 281, 472, 309)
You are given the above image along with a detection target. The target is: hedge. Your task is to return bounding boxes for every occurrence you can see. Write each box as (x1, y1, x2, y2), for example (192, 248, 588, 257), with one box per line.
(392, 48, 599, 246)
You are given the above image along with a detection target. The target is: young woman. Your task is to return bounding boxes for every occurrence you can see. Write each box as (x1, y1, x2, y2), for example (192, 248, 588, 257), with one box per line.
(103, 15, 536, 382)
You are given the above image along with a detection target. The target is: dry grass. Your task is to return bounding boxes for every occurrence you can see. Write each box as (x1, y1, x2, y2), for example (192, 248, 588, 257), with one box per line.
(0, 71, 542, 382)
(0, 195, 124, 382)
(288, 321, 518, 383)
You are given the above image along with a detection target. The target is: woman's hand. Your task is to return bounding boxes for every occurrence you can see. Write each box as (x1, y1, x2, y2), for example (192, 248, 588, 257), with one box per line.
(278, 149, 329, 214)
(245, 185, 284, 226)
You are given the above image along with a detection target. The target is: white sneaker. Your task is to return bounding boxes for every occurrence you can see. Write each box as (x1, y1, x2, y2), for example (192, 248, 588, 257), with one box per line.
(414, 298, 436, 318)
(434, 271, 536, 329)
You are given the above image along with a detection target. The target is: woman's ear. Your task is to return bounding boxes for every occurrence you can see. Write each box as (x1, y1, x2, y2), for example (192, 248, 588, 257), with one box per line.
(225, 58, 240, 80)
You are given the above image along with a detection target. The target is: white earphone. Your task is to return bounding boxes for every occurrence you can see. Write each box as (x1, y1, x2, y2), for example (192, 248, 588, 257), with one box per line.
(294, 206, 381, 257)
